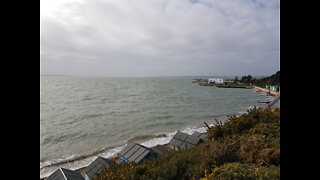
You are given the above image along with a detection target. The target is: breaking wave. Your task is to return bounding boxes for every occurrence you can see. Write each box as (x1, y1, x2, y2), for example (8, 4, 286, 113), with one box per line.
(40, 124, 210, 179)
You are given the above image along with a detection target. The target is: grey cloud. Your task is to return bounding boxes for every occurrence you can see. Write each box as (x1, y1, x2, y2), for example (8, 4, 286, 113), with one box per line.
(41, 0, 279, 77)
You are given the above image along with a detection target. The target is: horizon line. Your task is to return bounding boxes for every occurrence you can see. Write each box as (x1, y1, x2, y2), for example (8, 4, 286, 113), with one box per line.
(40, 74, 272, 78)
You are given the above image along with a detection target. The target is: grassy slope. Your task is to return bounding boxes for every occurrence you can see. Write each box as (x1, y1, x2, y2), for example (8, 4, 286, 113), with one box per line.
(96, 107, 280, 180)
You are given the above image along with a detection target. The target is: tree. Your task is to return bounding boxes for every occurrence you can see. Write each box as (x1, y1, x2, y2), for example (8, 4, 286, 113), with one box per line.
(240, 76, 247, 83)
(234, 76, 239, 84)
(240, 75, 253, 84)
(247, 75, 252, 84)
(252, 71, 280, 87)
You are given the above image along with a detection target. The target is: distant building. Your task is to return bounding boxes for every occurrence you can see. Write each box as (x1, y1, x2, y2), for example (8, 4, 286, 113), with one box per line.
(208, 78, 224, 84)
(118, 142, 158, 164)
(224, 80, 234, 84)
(84, 156, 115, 180)
(45, 168, 85, 180)
(168, 131, 206, 151)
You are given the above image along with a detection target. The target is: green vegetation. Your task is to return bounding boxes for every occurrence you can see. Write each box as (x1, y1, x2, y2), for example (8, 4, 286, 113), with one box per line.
(252, 71, 280, 87)
(239, 75, 253, 84)
(236, 71, 280, 87)
(95, 107, 280, 180)
(201, 163, 279, 180)
(215, 84, 253, 88)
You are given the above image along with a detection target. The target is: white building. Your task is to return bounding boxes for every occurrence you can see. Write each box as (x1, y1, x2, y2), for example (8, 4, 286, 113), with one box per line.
(208, 78, 224, 84)
(224, 80, 234, 84)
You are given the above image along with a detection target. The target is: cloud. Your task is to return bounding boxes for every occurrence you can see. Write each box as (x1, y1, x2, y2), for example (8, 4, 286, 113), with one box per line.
(40, 0, 279, 76)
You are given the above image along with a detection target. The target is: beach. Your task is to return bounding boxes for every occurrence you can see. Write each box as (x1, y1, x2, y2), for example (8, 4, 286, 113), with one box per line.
(254, 86, 280, 96)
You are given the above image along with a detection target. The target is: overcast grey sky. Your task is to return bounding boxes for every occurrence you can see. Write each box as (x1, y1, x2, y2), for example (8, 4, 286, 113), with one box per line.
(40, 0, 279, 77)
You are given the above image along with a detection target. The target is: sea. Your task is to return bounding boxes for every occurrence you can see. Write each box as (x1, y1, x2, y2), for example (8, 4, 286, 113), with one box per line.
(40, 75, 273, 178)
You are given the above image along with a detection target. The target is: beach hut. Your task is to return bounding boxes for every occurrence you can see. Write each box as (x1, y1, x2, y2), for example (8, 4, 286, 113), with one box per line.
(84, 156, 115, 180)
(190, 131, 208, 141)
(168, 131, 203, 151)
(270, 85, 280, 92)
(45, 168, 85, 180)
(151, 144, 174, 155)
(118, 142, 158, 164)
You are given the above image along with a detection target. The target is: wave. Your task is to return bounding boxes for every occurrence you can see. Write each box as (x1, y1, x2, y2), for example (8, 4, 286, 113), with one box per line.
(40, 154, 78, 168)
(141, 125, 209, 148)
(201, 113, 231, 119)
(40, 147, 124, 179)
(80, 113, 103, 119)
(128, 133, 168, 142)
(145, 121, 184, 128)
(81, 97, 95, 101)
(155, 115, 174, 120)
(41, 132, 94, 146)
(41, 134, 71, 145)
(40, 144, 126, 179)
(40, 124, 211, 179)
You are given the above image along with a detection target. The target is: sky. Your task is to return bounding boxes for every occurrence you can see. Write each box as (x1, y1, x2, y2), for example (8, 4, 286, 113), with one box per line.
(40, 0, 280, 77)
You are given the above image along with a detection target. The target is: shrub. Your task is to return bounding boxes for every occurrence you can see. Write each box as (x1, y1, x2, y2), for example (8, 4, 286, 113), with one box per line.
(201, 163, 280, 180)
(207, 107, 280, 140)
(95, 107, 280, 180)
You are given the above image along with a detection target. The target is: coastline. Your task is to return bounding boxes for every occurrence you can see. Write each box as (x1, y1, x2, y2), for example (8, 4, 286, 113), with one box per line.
(254, 86, 280, 96)
(40, 87, 276, 179)
(40, 125, 208, 179)
(40, 144, 174, 180)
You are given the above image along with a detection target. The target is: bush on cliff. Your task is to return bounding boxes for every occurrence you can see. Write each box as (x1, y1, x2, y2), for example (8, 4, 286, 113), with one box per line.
(95, 107, 280, 180)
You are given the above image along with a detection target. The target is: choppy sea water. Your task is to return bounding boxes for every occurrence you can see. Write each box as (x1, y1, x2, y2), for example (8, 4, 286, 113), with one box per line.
(40, 76, 272, 178)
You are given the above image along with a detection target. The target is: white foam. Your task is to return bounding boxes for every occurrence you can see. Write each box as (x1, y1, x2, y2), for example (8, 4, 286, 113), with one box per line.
(181, 125, 208, 135)
(40, 125, 211, 179)
(141, 125, 210, 148)
(99, 145, 126, 158)
(40, 154, 78, 169)
(40, 145, 126, 179)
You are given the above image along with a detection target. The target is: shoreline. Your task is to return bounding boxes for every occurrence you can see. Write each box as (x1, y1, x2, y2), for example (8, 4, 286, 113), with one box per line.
(40, 125, 208, 179)
(40, 144, 173, 180)
(40, 88, 275, 179)
(254, 86, 280, 96)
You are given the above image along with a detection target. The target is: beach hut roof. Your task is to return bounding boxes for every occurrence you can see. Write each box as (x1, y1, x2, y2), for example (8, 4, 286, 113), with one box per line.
(45, 168, 84, 180)
(185, 135, 201, 145)
(191, 132, 208, 141)
(151, 145, 174, 155)
(118, 142, 155, 164)
(169, 131, 202, 149)
(84, 156, 115, 179)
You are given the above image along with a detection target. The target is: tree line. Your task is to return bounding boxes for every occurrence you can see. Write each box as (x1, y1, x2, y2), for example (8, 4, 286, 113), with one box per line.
(234, 71, 280, 87)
